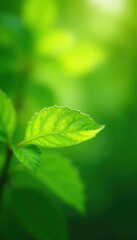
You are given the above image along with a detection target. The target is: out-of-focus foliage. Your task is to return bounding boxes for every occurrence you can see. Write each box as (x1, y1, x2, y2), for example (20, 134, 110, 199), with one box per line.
(36, 152, 85, 213)
(10, 189, 68, 240)
(0, 0, 136, 239)
(0, 90, 16, 142)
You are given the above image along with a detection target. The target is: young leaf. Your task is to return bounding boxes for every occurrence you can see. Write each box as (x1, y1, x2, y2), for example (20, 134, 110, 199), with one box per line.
(0, 89, 16, 142)
(21, 106, 104, 148)
(13, 145, 41, 173)
(36, 152, 85, 213)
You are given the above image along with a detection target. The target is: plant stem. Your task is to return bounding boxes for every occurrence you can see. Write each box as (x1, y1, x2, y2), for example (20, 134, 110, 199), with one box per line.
(16, 140, 25, 148)
(0, 147, 12, 209)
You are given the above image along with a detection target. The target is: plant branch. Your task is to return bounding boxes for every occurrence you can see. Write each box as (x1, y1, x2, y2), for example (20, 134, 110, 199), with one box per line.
(0, 147, 13, 209)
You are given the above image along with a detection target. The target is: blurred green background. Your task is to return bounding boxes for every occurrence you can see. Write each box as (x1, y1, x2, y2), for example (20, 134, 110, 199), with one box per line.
(0, 0, 136, 239)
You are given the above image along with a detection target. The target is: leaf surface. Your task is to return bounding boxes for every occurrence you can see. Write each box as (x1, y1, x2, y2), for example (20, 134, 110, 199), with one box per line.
(36, 152, 85, 212)
(13, 145, 41, 172)
(22, 106, 104, 148)
(0, 90, 16, 142)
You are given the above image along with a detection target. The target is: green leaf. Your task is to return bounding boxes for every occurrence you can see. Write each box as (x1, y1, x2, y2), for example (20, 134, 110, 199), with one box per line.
(12, 152, 85, 212)
(13, 145, 41, 173)
(21, 106, 104, 148)
(36, 152, 85, 213)
(10, 189, 68, 240)
(0, 89, 16, 142)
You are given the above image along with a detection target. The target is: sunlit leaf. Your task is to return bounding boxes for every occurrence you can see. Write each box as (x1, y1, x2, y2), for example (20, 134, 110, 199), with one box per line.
(23, 0, 56, 31)
(0, 89, 16, 142)
(10, 189, 68, 240)
(59, 42, 106, 75)
(20, 106, 104, 148)
(36, 152, 85, 212)
(13, 145, 41, 173)
(37, 29, 74, 56)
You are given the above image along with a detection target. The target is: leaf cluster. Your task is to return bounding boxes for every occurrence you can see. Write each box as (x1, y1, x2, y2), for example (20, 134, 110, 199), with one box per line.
(0, 89, 104, 239)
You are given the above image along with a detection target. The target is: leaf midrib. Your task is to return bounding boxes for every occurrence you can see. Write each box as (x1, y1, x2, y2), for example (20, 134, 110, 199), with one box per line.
(23, 127, 101, 145)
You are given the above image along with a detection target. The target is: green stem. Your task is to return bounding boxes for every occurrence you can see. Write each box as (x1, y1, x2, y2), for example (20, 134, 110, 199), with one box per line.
(0, 147, 13, 210)
(16, 140, 26, 148)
